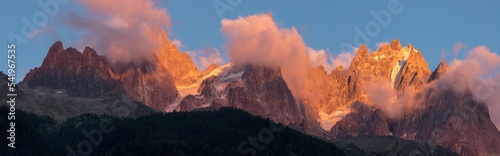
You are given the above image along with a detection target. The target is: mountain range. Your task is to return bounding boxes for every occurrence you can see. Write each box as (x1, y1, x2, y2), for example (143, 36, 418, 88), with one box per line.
(5, 38, 500, 155)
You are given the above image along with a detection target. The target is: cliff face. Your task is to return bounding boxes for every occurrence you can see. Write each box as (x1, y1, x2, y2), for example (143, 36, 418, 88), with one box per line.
(176, 65, 321, 132)
(109, 58, 179, 111)
(156, 32, 201, 87)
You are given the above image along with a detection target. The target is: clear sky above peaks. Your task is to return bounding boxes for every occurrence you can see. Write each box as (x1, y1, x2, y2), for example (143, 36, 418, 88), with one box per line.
(1, 0, 499, 82)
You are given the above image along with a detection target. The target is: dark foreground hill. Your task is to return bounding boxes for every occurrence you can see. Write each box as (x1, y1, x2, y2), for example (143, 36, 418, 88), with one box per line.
(0, 106, 456, 156)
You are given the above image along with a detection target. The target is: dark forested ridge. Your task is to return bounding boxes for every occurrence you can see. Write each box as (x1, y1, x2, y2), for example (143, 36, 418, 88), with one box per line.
(0, 106, 346, 156)
(0, 106, 458, 156)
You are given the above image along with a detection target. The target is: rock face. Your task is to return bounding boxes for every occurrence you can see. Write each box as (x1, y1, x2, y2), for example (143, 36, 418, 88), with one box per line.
(23, 41, 123, 97)
(156, 32, 201, 87)
(400, 89, 500, 156)
(23, 41, 179, 111)
(176, 65, 323, 134)
(428, 60, 448, 83)
(228, 65, 307, 126)
(109, 58, 179, 111)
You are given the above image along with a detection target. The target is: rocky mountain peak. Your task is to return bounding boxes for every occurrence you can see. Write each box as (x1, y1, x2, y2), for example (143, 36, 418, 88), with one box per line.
(82, 46, 99, 58)
(394, 45, 431, 92)
(24, 41, 180, 111)
(428, 59, 449, 83)
(202, 64, 219, 75)
(23, 42, 123, 98)
(50, 41, 64, 53)
(358, 44, 370, 57)
(348, 44, 371, 72)
(156, 32, 201, 87)
(390, 39, 402, 50)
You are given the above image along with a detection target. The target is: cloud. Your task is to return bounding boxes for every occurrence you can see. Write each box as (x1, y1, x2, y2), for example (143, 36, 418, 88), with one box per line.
(439, 46, 500, 95)
(363, 77, 420, 119)
(64, 0, 171, 63)
(307, 47, 355, 73)
(220, 13, 308, 68)
(484, 76, 500, 130)
(452, 42, 465, 56)
(364, 77, 398, 118)
(186, 47, 225, 71)
(171, 39, 183, 49)
(307, 48, 333, 72)
(220, 13, 321, 111)
(330, 52, 355, 70)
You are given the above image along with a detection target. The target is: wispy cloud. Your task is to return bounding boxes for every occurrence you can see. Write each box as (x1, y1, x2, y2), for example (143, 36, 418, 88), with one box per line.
(453, 42, 465, 56)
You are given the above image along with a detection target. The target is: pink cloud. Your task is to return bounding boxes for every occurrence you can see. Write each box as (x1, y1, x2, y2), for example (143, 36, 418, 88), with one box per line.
(186, 47, 225, 71)
(65, 0, 171, 63)
(330, 52, 355, 70)
(307, 47, 355, 73)
(220, 13, 321, 110)
(307, 48, 333, 72)
(171, 39, 183, 49)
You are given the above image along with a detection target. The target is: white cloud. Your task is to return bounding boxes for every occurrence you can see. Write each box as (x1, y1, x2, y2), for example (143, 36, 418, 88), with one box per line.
(307, 47, 355, 73)
(186, 47, 225, 71)
(171, 39, 183, 48)
(307, 48, 333, 72)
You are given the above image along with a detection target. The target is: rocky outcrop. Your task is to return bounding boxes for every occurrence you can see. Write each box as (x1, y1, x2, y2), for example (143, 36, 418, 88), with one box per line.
(428, 60, 449, 83)
(394, 43, 431, 93)
(23, 41, 179, 111)
(23, 41, 123, 97)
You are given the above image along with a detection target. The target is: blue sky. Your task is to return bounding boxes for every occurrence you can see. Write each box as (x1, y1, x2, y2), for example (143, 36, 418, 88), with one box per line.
(1, 0, 499, 82)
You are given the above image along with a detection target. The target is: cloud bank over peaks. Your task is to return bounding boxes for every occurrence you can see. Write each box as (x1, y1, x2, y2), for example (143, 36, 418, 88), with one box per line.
(64, 0, 171, 63)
